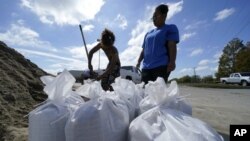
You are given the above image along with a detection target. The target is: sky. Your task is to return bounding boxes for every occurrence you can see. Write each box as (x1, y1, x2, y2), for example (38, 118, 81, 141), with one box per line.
(0, 0, 250, 79)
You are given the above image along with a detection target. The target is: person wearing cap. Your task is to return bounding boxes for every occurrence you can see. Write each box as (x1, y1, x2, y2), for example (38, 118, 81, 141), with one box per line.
(136, 4, 179, 84)
(88, 28, 121, 91)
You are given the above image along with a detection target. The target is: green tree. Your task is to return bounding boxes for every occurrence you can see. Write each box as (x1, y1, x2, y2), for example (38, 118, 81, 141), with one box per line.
(202, 75, 214, 83)
(246, 41, 250, 48)
(191, 75, 201, 83)
(235, 46, 250, 72)
(216, 38, 245, 79)
(178, 75, 191, 83)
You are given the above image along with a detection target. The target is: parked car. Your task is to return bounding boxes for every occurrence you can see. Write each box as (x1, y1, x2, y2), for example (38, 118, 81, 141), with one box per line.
(120, 66, 142, 84)
(67, 66, 142, 84)
(220, 72, 250, 86)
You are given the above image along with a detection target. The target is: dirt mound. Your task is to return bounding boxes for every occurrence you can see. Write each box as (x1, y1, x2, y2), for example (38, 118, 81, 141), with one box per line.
(0, 41, 48, 141)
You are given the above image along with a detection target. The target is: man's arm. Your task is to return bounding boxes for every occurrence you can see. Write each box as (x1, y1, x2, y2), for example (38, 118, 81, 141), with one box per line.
(98, 51, 119, 79)
(167, 41, 177, 72)
(136, 48, 144, 68)
(88, 43, 100, 71)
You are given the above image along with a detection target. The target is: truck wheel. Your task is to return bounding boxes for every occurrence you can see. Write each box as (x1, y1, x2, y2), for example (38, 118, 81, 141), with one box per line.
(126, 76, 132, 80)
(222, 80, 227, 84)
(241, 81, 248, 87)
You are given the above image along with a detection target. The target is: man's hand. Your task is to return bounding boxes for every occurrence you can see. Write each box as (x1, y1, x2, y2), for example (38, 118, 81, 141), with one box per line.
(136, 62, 140, 69)
(167, 62, 176, 72)
(96, 74, 105, 81)
(88, 64, 93, 71)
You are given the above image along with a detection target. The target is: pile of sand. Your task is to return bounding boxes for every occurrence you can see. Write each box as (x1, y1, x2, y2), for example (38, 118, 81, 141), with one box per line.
(0, 41, 47, 141)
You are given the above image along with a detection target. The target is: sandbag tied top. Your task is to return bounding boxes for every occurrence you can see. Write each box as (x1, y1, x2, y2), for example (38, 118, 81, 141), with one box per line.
(145, 77, 179, 106)
(139, 78, 192, 115)
(112, 77, 143, 104)
(75, 80, 103, 100)
(112, 77, 136, 98)
(43, 69, 76, 105)
(40, 75, 55, 86)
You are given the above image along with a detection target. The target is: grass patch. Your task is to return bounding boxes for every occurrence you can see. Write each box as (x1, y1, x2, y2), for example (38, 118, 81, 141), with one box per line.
(181, 83, 250, 89)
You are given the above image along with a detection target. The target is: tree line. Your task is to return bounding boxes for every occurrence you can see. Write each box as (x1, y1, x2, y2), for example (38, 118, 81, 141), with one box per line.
(175, 38, 250, 83)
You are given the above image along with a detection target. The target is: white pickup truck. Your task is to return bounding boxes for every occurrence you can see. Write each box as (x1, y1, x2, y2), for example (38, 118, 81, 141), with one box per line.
(69, 65, 142, 84)
(220, 72, 250, 86)
(120, 66, 142, 84)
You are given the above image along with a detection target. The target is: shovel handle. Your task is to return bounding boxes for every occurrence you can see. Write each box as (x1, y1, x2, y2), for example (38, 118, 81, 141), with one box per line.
(79, 24, 89, 58)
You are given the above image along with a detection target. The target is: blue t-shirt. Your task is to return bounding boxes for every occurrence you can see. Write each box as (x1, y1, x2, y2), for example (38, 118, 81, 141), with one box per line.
(142, 24, 179, 69)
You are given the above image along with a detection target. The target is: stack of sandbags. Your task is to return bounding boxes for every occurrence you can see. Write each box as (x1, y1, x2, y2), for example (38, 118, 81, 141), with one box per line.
(65, 77, 145, 141)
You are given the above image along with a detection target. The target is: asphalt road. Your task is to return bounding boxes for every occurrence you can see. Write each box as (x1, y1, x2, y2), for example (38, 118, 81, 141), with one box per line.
(179, 85, 250, 141)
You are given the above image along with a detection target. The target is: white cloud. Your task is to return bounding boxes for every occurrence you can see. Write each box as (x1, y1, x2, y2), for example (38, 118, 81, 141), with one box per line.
(212, 66, 218, 72)
(0, 23, 57, 52)
(212, 51, 222, 63)
(190, 48, 203, 57)
(21, 0, 105, 25)
(185, 20, 207, 30)
(82, 24, 94, 31)
(198, 59, 210, 66)
(17, 48, 78, 62)
(100, 14, 128, 30)
(17, 48, 90, 74)
(214, 8, 235, 21)
(128, 20, 153, 47)
(120, 45, 143, 66)
(122, 21, 152, 66)
(179, 68, 193, 73)
(167, 1, 184, 20)
(196, 65, 209, 71)
(67, 42, 109, 69)
(213, 51, 222, 59)
(181, 32, 196, 42)
(114, 14, 128, 30)
(67, 42, 98, 59)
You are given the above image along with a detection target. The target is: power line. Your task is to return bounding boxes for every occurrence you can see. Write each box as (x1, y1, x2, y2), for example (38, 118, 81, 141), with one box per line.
(204, 0, 230, 48)
(223, 1, 248, 40)
(233, 19, 250, 38)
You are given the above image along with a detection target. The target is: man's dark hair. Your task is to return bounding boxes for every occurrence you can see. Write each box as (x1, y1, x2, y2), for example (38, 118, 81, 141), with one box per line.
(101, 28, 115, 46)
(156, 4, 169, 15)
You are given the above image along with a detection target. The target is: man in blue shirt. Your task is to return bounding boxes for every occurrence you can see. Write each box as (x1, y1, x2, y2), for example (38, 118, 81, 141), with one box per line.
(136, 4, 179, 84)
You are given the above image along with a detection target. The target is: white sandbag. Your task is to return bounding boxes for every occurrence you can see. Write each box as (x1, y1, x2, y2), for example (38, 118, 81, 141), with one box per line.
(129, 107, 224, 141)
(65, 96, 130, 141)
(75, 80, 103, 99)
(29, 102, 69, 141)
(112, 77, 143, 120)
(29, 69, 79, 141)
(139, 78, 192, 115)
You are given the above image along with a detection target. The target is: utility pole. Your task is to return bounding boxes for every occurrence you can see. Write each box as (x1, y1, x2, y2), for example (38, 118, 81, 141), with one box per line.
(193, 67, 196, 83)
(98, 50, 100, 70)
